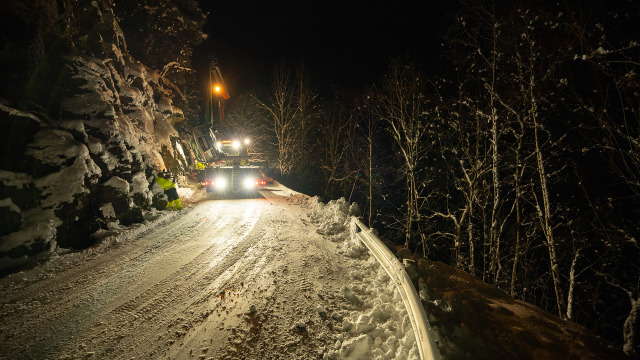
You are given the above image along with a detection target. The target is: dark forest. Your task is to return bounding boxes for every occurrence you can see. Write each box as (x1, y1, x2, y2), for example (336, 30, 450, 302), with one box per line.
(220, 1, 640, 355)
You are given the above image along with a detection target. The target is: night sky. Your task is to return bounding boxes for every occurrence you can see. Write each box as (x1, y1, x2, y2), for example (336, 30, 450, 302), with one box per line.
(196, 1, 459, 97)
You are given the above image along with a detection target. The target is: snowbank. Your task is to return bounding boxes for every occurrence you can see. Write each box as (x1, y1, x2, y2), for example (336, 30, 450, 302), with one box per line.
(0, 206, 184, 289)
(307, 196, 420, 360)
(303, 191, 625, 360)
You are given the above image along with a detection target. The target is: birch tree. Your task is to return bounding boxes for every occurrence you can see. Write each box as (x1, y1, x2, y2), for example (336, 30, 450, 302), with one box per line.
(318, 92, 357, 199)
(427, 75, 489, 273)
(375, 60, 432, 251)
(454, 1, 513, 283)
(428, 0, 638, 352)
(354, 95, 385, 227)
(567, 6, 640, 353)
(253, 64, 318, 175)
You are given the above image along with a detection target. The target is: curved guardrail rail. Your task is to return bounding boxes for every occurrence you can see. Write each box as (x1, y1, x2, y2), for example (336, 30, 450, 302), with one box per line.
(350, 218, 441, 360)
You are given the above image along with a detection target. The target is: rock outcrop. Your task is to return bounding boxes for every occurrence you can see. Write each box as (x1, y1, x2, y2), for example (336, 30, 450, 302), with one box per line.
(0, 0, 206, 272)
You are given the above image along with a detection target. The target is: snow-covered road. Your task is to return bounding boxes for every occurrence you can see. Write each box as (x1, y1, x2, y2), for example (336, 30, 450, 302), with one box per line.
(0, 187, 419, 360)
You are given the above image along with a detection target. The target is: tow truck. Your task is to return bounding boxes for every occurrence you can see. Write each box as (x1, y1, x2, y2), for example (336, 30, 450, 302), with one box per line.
(189, 61, 269, 196)
(192, 128, 267, 195)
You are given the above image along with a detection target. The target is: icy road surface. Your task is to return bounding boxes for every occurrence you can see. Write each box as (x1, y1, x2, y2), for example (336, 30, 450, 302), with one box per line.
(0, 188, 418, 360)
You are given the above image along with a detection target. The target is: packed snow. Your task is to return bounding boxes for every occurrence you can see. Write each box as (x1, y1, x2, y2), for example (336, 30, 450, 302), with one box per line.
(0, 182, 422, 360)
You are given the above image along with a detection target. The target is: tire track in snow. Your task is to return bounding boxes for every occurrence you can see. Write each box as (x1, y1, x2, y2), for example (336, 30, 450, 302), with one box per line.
(54, 200, 269, 359)
(0, 195, 363, 360)
(82, 203, 270, 358)
(0, 199, 268, 359)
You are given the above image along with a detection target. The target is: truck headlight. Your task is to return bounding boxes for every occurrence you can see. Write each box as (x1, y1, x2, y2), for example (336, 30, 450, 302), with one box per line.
(243, 177, 255, 189)
(214, 178, 227, 189)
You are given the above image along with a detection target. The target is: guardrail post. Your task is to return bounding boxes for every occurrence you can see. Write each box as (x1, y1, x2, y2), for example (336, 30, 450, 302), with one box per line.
(403, 258, 420, 293)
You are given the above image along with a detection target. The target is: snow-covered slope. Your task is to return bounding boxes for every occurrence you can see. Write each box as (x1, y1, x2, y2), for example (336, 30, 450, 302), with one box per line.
(303, 191, 626, 359)
(304, 193, 626, 359)
(393, 246, 627, 360)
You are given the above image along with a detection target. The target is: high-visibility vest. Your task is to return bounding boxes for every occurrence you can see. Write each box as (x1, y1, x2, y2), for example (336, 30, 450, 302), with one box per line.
(156, 177, 175, 190)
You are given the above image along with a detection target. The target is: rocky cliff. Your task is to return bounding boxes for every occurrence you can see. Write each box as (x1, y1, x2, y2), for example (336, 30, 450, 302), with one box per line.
(0, 0, 206, 272)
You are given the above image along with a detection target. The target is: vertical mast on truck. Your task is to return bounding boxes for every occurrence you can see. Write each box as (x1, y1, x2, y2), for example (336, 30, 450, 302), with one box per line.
(208, 61, 229, 128)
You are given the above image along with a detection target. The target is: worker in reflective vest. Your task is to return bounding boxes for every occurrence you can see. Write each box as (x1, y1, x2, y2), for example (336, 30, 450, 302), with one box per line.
(156, 170, 182, 210)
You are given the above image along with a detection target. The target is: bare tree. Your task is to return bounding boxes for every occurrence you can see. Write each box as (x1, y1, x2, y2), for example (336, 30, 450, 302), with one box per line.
(318, 92, 357, 199)
(568, 7, 640, 353)
(352, 94, 389, 228)
(412, 0, 639, 352)
(358, 98, 376, 227)
(253, 64, 318, 175)
(598, 267, 640, 357)
(453, 1, 513, 283)
(426, 76, 488, 272)
(374, 60, 432, 251)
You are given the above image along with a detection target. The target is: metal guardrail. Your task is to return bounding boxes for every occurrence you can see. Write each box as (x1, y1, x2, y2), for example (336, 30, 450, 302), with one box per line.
(350, 218, 441, 360)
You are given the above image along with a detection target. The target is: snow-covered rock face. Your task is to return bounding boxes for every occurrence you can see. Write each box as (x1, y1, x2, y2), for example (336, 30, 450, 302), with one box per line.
(0, 0, 204, 272)
(62, 54, 180, 170)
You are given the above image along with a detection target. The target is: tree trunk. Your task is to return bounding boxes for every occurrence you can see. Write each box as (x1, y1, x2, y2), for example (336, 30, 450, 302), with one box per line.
(510, 134, 523, 296)
(405, 174, 413, 248)
(489, 107, 500, 283)
(456, 206, 469, 269)
(623, 297, 638, 357)
(368, 128, 373, 227)
(468, 204, 475, 275)
(488, 21, 502, 284)
(566, 249, 580, 320)
(532, 102, 565, 318)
